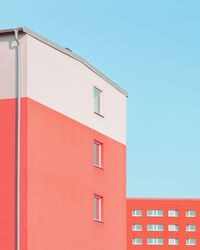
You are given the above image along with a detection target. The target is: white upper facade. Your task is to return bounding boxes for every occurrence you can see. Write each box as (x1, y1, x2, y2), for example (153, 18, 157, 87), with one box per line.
(0, 28, 127, 144)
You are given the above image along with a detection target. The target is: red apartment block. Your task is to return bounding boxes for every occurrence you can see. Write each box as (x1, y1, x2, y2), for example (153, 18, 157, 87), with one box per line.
(127, 198, 200, 250)
(0, 27, 128, 250)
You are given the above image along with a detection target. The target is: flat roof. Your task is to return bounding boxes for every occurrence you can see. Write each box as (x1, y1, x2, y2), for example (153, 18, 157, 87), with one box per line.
(0, 26, 128, 97)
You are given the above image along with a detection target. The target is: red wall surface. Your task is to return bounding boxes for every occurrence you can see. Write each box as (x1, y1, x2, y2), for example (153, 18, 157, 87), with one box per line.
(0, 97, 126, 250)
(26, 98, 126, 250)
(127, 199, 200, 250)
(0, 98, 27, 250)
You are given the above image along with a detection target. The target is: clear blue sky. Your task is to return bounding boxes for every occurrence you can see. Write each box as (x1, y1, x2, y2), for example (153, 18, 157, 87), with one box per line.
(1, 0, 200, 198)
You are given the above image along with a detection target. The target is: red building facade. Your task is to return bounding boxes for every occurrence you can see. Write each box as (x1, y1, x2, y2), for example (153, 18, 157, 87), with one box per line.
(127, 198, 200, 250)
(0, 27, 128, 250)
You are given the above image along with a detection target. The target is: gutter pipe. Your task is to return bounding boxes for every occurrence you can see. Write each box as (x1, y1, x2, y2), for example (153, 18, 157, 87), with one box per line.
(14, 29, 21, 250)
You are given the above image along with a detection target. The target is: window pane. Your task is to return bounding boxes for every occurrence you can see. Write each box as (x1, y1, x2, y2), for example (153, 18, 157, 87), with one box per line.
(169, 238, 178, 245)
(94, 143, 97, 165)
(94, 88, 101, 113)
(168, 225, 178, 231)
(147, 210, 163, 216)
(168, 210, 178, 217)
(147, 210, 153, 216)
(132, 224, 142, 231)
(94, 197, 97, 220)
(147, 224, 163, 231)
(147, 238, 163, 245)
(132, 209, 142, 216)
(186, 210, 196, 217)
(147, 225, 153, 231)
(94, 196, 101, 221)
(133, 238, 142, 245)
(94, 142, 101, 167)
(187, 239, 196, 245)
(147, 238, 153, 245)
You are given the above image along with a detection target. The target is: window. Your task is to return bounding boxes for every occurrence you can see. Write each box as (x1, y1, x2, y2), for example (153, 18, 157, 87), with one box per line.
(168, 210, 178, 217)
(147, 210, 163, 217)
(147, 224, 163, 231)
(169, 238, 178, 245)
(94, 87, 102, 115)
(186, 225, 196, 232)
(186, 210, 196, 217)
(147, 238, 163, 245)
(132, 209, 142, 216)
(186, 239, 196, 245)
(132, 224, 142, 231)
(94, 195, 102, 222)
(168, 225, 178, 231)
(94, 141, 102, 168)
(132, 238, 142, 245)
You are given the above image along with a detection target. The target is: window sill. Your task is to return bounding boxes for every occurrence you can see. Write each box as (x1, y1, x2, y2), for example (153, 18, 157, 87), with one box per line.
(94, 165, 104, 170)
(94, 112, 104, 118)
(94, 219, 104, 224)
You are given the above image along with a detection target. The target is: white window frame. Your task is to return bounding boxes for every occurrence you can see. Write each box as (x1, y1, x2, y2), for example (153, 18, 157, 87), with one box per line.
(132, 224, 142, 231)
(132, 238, 142, 245)
(94, 141, 102, 168)
(147, 238, 164, 245)
(94, 87, 102, 115)
(147, 210, 163, 217)
(147, 224, 163, 231)
(186, 225, 196, 232)
(168, 238, 178, 245)
(168, 224, 178, 231)
(168, 210, 178, 217)
(132, 209, 142, 216)
(94, 195, 102, 222)
(186, 210, 196, 217)
(186, 239, 196, 245)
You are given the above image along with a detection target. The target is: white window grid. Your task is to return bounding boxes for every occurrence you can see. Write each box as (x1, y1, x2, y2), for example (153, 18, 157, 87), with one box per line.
(168, 210, 178, 217)
(186, 210, 196, 217)
(168, 238, 178, 245)
(94, 195, 102, 221)
(168, 224, 178, 231)
(132, 209, 142, 216)
(132, 224, 142, 231)
(147, 224, 163, 231)
(132, 238, 142, 245)
(147, 209, 163, 217)
(94, 141, 102, 168)
(186, 225, 196, 232)
(186, 239, 196, 245)
(94, 87, 102, 115)
(147, 238, 163, 245)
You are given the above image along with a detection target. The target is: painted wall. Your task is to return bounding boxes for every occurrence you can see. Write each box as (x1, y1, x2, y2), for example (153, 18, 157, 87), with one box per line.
(127, 199, 200, 250)
(27, 98, 126, 250)
(0, 34, 27, 250)
(0, 34, 27, 99)
(26, 35, 126, 145)
(0, 31, 127, 250)
(0, 98, 27, 250)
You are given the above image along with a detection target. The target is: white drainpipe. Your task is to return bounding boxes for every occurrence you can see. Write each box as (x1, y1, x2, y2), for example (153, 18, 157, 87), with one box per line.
(14, 29, 21, 250)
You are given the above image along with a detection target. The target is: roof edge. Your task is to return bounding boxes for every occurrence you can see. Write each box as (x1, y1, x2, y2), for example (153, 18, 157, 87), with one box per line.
(0, 26, 128, 97)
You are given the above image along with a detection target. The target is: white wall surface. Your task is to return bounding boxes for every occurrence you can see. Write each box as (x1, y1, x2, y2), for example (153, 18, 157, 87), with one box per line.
(27, 35, 126, 145)
(0, 33, 126, 144)
(0, 34, 27, 99)
(27, 35, 126, 144)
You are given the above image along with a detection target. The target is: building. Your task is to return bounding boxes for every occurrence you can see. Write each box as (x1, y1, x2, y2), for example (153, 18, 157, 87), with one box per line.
(127, 198, 200, 250)
(0, 27, 128, 250)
